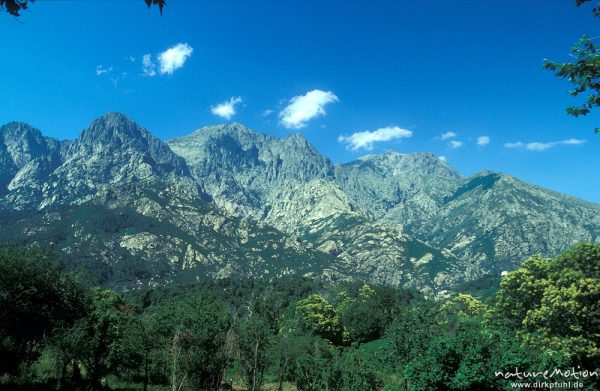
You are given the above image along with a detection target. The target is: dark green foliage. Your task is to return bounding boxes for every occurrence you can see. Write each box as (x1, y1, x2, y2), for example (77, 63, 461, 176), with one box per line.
(1, 0, 166, 16)
(1, 244, 599, 390)
(61, 289, 132, 391)
(576, 0, 600, 17)
(334, 349, 382, 391)
(235, 314, 274, 391)
(341, 300, 387, 343)
(0, 0, 31, 16)
(290, 336, 336, 391)
(144, 0, 166, 15)
(152, 291, 230, 391)
(337, 284, 401, 343)
(0, 246, 86, 376)
(545, 1, 600, 133)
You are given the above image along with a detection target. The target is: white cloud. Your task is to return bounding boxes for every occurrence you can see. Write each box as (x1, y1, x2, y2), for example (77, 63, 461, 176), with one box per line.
(477, 136, 490, 146)
(441, 131, 457, 140)
(562, 138, 587, 145)
(158, 43, 193, 75)
(526, 142, 556, 151)
(127, 56, 136, 62)
(142, 54, 156, 77)
(449, 140, 463, 149)
(211, 97, 243, 120)
(337, 126, 413, 151)
(504, 139, 586, 151)
(439, 156, 447, 162)
(96, 65, 112, 76)
(279, 90, 338, 129)
(262, 109, 274, 117)
(504, 141, 525, 149)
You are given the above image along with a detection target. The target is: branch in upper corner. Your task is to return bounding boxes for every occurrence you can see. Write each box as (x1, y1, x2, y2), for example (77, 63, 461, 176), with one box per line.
(0, 0, 167, 17)
(144, 0, 166, 15)
(0, 0, 32, 16)
(576, 0, 600, 17)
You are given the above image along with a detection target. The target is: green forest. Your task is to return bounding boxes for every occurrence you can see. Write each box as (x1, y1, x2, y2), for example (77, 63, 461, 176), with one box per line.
(0, 243, 599, 391)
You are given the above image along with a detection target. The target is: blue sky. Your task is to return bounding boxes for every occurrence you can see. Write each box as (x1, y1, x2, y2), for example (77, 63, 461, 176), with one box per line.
(1, 0, 599, 203)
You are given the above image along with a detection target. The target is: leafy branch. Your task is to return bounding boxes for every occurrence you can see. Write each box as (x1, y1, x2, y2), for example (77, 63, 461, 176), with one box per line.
(0, 0, 166, 17)
(545, 0, 600, 133)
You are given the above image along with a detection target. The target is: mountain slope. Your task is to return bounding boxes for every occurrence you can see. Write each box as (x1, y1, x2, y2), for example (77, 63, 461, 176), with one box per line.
(0, 122, 63, 192)
(168, 122, 600, 282)
(412, 171, 600, 272)
(167, 125, 471, 292)
(0, 184, 337, 290)
(5, 113, 198, 210)
(1, 115, 598, 294)
(265, 178, 468, 294)
(334, 151, 462, 226)
(167, 123, 335, 221)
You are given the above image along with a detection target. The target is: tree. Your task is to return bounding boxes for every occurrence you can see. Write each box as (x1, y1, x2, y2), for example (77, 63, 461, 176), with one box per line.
(291, 336, 337, 391)
(167, 292, 229, 391)
(295, 294, 346, 346)
(117, 314, 152, 391)
(0, 0, 166, 17)
(339, 285, 388, 344)
(544, 0, 600, 133)
(64, 288, 133, 391)
(334, 349, 382, 391)
(495, 243, 600, 385)
(385, 303, 440, 367)
(0, 246, 86, 377)
(236, 314, 274, 391)
(273, 333, 314, 391)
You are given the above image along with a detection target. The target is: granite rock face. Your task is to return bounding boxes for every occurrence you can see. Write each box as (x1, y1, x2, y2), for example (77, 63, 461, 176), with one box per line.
(167, 123, 335, 220)
(168, 123, 600, 283)
(4, 113, 198, 210)
(1, 114, 599, 293)
(0, 185, 336, 290)
(411, 171, 600, 273)
(0, 122, 63, 192)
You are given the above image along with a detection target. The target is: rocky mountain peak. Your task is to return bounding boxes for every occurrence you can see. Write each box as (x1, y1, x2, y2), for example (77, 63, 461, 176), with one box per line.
(349, 151, 462, 180)
(0, 121, 62, 191)
(0, 121, 39, 139)
(0, 121, 61, 166)
(74, 112, 154, 151)
(284, 133, 309, 145)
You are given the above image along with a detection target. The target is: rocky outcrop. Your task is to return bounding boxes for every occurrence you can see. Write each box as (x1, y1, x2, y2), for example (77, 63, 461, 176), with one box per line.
(1, 114, 599, 294)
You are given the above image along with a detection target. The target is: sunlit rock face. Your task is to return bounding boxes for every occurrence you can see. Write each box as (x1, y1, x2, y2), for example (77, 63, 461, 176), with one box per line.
(0, 114, 598, 294)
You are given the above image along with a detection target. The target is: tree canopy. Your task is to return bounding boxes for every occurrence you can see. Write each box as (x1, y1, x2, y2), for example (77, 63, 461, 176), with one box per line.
(1, 244, 599, 390)
(0, 0, 166, 17)
(544, 0, 600, 133)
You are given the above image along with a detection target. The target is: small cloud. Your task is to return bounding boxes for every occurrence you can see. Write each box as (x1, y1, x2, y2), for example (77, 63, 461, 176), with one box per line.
(562, 138, 587, 145)
(439, 156, 447, 162)
(262, 109, 274, 117)
(128, 56, 136, 62)
(158, 43, 193, 75)
(96, 65, 112, 76)
(211, 97, 243, 120)
(142, 54, 156, 77)
(441, 131, 457, 140)
(525, 142, 555, 151)
(477, 136, 490, 146)
(504, 139, 586, 151)
(504, 141, 524, 149)
(279, 89, 338, 129)
(338, 126, 413, 151)
(449, 140, 463, 149)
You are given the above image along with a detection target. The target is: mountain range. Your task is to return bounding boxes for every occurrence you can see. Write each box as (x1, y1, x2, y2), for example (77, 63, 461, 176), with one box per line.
(1, 112, 598, 294)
